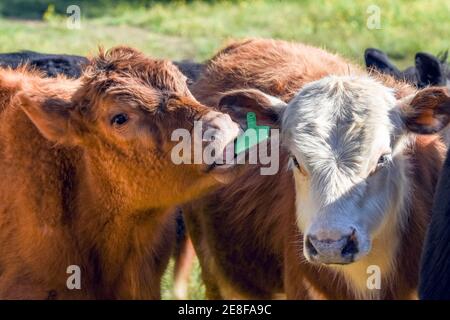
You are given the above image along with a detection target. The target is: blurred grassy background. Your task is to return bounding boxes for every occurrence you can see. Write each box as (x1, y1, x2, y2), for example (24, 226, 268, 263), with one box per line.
(1, 0, 449, 67)
(0, 0, 448, 299)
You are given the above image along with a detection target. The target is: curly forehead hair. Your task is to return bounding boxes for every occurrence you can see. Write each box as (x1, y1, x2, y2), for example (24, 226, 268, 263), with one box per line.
(69, 46, 193, 117)
(80, 46, 191, 96)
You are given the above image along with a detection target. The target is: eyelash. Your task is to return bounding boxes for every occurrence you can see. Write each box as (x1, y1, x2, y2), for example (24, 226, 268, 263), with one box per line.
(290, 156, 308, 176)
(369, 153, 392, 176)
(292, 156, 300, 169)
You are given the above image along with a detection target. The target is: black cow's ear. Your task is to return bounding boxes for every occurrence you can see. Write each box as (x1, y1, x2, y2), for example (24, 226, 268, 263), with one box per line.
(364, 48, 402, 78)
(415, 52, 446, 87)
(217, 89, 286, 128)
(437, 50, 449, 64)
(401, 87, 450, 134)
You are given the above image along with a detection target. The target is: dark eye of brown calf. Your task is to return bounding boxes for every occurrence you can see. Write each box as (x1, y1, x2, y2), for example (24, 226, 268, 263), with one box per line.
(111, 113, 129, 126)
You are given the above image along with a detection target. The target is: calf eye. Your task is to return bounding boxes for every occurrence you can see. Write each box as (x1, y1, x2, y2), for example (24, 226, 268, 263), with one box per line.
(291, 156, 308, 176)
(377, 153, 392, 167)
(111, 113, 129, 126)
(292, 156, 301, 169)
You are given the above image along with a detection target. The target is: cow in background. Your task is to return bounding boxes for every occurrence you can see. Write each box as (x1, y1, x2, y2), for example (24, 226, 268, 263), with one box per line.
(364, 48, 449, 88)
(365, 48, 450, 145)
(420, 140, 450, 300)
(0, 50, 204, 82)
(0, 51, 88, 78)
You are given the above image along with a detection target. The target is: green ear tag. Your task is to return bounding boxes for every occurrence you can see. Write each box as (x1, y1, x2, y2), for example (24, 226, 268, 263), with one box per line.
(234, 112, 270, 155)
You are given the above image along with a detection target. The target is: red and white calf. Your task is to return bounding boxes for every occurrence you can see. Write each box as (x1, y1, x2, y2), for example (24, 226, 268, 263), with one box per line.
(184, 39, 448, 299)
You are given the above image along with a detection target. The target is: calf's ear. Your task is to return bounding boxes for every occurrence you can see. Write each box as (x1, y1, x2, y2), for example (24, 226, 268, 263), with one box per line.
(401, 87, 450, 134)
(17, 90, 78, 145)
(415, 52, 446, 87)
(217, 89, 287, 128)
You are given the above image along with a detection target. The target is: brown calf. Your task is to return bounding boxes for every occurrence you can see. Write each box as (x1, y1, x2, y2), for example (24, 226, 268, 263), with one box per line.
(0, 47, 240, 299)
(184, 39, 447, 299)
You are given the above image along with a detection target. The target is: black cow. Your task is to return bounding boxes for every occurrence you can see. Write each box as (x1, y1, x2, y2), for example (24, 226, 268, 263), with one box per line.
(419, 146, 450, 300)
(0, 51, 204, 82)
(366, 48, 450, 299)
(173, 60, 204, 84)
(0, 51, 88, 78)
(364, 48, 449, 88)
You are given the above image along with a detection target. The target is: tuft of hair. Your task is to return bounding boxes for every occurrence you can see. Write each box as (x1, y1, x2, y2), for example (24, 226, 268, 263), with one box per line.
(367, 68, 416, 99)
(81, 46, 190, 97)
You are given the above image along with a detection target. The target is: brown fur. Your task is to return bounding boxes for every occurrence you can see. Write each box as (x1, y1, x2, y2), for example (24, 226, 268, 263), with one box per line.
(0, 47, 232, 299)
(192, 39, 362, 107)
(403, 87, 450, 133)
(184, 39, 446, 299)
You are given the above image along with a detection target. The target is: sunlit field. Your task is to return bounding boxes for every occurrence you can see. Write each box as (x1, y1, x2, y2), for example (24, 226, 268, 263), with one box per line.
(1, 0, 449, 66)
(1, 0, 449, 299)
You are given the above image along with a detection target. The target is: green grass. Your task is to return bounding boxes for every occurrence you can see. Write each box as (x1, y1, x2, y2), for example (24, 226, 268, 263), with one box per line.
(0, 0, 449, 299)
(161, 259, 206, 300)
(0, 0, 449, 66)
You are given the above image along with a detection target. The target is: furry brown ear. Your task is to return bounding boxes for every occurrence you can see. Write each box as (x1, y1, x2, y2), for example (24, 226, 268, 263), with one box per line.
(402, 87, 450, 134)
(217, 89, 286, 128)
(17, 90, 78, 145)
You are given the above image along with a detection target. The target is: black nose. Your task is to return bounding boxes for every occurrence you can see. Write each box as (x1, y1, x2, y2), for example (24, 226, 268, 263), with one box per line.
(341, 234, 359, 257)
(305, 231, 359, 264)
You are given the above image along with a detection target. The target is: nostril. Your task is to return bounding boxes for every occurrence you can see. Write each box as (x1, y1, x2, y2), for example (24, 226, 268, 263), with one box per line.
(305, 235, 318, 256)
(341, 233, 359, 257)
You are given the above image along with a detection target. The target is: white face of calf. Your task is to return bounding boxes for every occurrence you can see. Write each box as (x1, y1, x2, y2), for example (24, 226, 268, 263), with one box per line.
(281, 76, 450, 265)
(282, 76, 404, 264)
(218, 77, 450, 266)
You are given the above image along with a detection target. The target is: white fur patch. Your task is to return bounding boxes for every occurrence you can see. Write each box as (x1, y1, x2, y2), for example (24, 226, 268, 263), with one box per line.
(282, 75, 412, 298)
